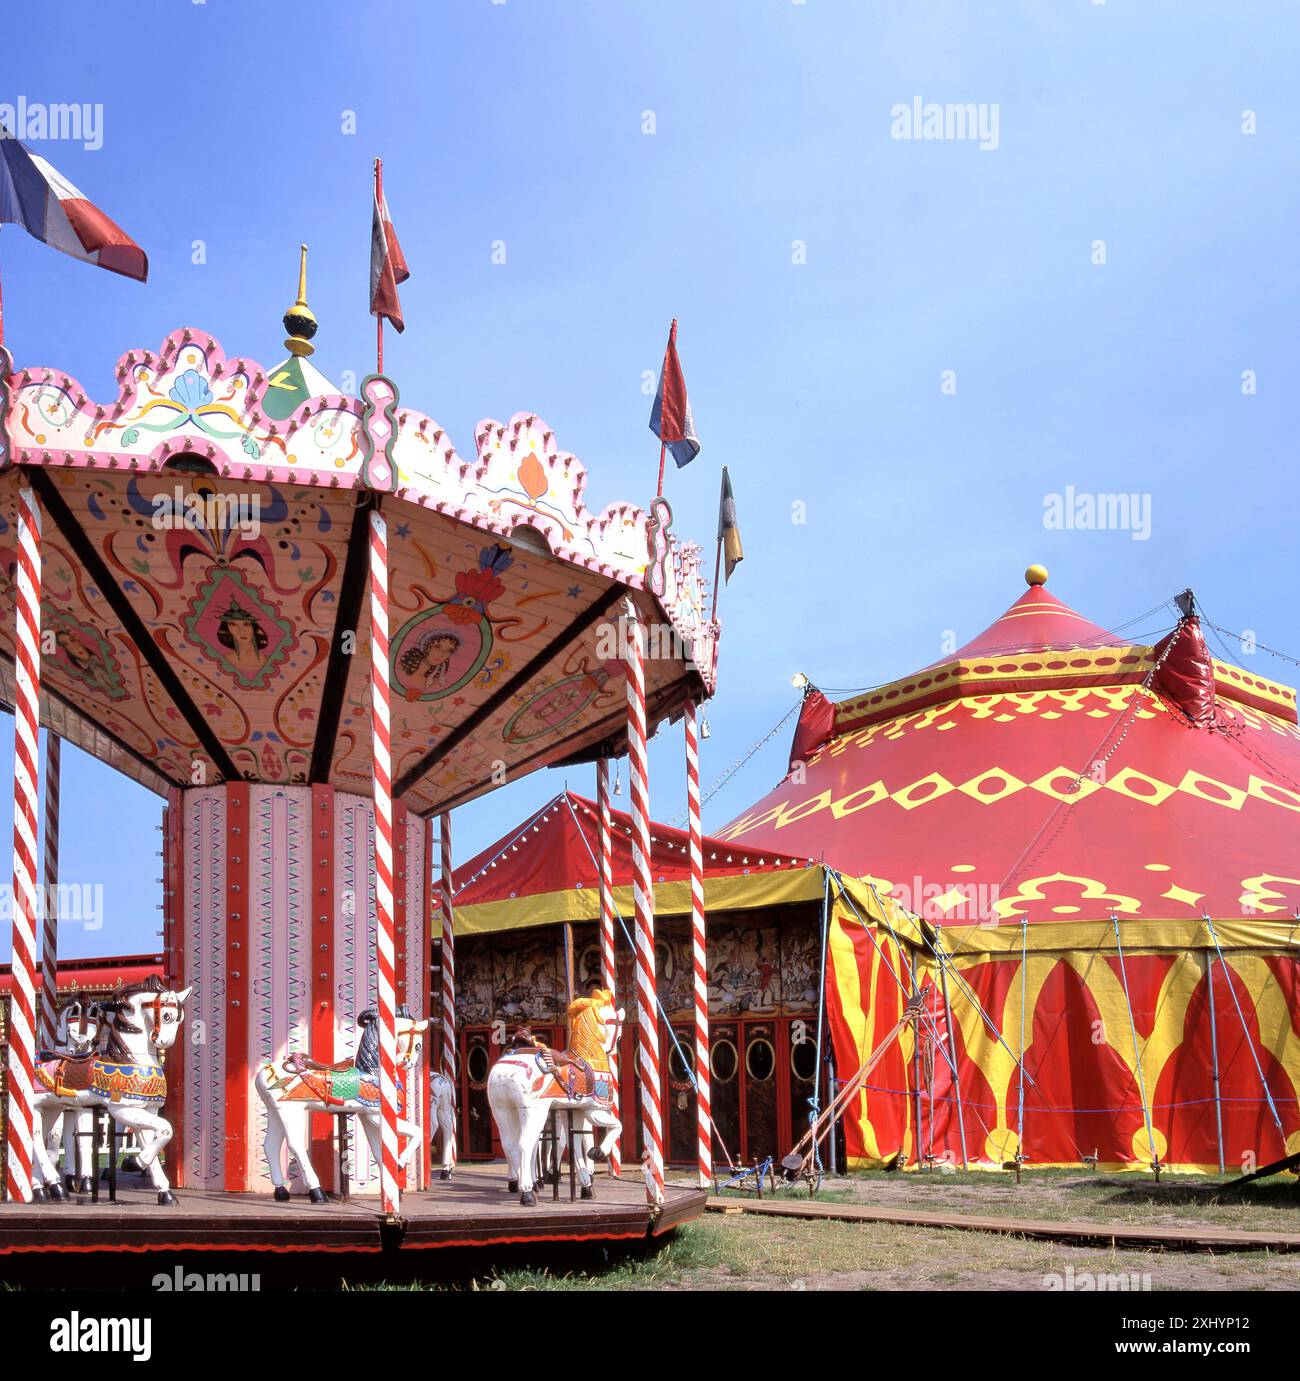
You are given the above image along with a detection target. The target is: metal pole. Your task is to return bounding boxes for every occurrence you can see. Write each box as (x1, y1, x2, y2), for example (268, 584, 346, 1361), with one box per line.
(38, 734, 60, 1052)
(684, 699, 711, 1189)
(595, 760, 621, 1177)
(367, 504, 400, 1217)
(4, 484, 42, 1203)
(1204, 950, 1226, 1175)
(623, 601, 663, 1205)
(937, 937, 969, 1171)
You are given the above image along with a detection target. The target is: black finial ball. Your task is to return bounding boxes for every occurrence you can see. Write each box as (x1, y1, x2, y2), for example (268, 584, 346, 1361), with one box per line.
(283, 309, 318, 341)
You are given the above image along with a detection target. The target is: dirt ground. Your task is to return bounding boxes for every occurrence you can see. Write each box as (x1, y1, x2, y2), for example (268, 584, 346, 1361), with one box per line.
(475, 1168, 1300, 1291)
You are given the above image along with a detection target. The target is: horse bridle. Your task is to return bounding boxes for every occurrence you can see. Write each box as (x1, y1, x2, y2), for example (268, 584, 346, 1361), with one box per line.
(146, 992, 183, 1043)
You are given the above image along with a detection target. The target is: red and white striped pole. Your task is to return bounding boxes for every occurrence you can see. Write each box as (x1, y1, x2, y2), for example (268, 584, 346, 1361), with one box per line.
(438, 811, 456, 1166)
(684, 700, 712, 1188)
(596, 758, 620, 1177)
(6, 485, 42, 1203)
(38, 733, 60, 1052)
(624, 600, 664, 1205)
(367, 504, 401, 1216)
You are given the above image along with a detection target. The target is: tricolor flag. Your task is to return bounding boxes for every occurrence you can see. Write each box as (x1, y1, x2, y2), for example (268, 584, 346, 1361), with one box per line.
(648, 318, 700, 468)
(370, 187, 410, 333)
(0, 126, 147, 281)
(717, 465, 744, 583)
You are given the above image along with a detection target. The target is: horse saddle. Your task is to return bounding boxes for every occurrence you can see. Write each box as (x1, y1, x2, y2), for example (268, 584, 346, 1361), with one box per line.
(539, 1047, 596, 1099)
(36, 1053, 96, 1096)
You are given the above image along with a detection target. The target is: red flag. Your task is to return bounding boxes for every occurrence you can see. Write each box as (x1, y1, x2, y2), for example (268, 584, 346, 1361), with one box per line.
(370, 189, 409, 333)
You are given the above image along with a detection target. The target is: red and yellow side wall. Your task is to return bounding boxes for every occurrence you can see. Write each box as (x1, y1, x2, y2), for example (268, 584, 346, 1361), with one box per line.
(826, 887, 1300, 1174)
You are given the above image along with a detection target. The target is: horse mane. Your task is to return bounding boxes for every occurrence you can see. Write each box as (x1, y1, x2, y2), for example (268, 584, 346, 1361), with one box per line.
(353, 1004, 413, 1074)
(101, 974, 168, 1060)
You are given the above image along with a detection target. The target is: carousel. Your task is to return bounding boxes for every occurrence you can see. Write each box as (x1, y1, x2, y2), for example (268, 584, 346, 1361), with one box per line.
(0, 254, 714, 1252)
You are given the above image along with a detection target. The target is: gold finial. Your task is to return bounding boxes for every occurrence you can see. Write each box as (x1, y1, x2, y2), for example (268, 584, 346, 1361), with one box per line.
(1025, 564, 1049, 587)
(282, 243, 318, 357)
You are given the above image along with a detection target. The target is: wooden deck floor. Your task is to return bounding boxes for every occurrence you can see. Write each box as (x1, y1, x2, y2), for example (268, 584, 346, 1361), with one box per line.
(705, 1195, 1300, 1252)
(0, 1164, 705, 1255)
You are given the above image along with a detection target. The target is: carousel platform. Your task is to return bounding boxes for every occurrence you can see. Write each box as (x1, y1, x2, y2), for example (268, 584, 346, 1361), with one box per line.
(0, 1164, 705, 1256)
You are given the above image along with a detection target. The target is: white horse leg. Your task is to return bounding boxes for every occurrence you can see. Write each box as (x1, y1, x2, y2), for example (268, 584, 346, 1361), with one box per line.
(32, 1101, 65, 1199)
(433, 1077, 456, 1179)
(396, 1116, 422, 1173)
(279, 1104, 327, 1203)
(261, 1103, 290, 1199)
(490, 1094, 522, 1194)
(516, 1101, 552, 1205)
(110, 1108, 176, 1204)
(588, 1106, 622, 1165)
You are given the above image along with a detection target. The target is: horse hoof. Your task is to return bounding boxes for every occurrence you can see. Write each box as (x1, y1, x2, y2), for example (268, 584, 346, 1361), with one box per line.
(589, 1147, 607, 1164)
(308, 1187, 328, 1204)
(507, 1179, 519, 1194)
(63, 1175, 77, 1193)
(32, 1185, 47, 1203)
(157, 1190, 178, 1207)
(580, 1185, 594, 1201)
(520, 1190, 536, 1207)
(77, 1176, 94, 1195)
(122, 1155, 142, 1174)
(273, 1185, 291, 1203)
(439, 1169, 451, 1181)
(47, 1182, 67, 1202)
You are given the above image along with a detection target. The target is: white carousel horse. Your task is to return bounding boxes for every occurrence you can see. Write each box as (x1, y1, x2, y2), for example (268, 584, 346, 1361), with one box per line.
(31, 977, 191, 1205)
(42, 994, 105, 1194)
(430, 1071, 456, 1180)
(255, 1006, 430, 1203)
(487, 988, 624, 1207)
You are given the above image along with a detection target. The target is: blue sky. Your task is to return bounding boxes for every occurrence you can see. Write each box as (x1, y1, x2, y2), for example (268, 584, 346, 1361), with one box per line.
(2, 0, 1297, 958)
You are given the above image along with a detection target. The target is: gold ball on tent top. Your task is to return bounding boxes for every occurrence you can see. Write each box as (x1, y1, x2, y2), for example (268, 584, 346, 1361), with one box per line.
(1025, 564, 1049, 587)
(282, 243, 318, 358)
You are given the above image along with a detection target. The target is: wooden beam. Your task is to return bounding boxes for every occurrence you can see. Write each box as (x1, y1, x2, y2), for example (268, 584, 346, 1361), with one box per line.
(309, 494, 375, 783)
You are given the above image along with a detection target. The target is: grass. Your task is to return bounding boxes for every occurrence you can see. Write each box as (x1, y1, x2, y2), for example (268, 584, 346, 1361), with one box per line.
(351, 1210, 1300, 1291)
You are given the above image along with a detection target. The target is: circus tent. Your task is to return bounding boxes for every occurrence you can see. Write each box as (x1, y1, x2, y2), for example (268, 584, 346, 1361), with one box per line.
(718, 568, 1300, 1173)
(453, 789, 823, 934)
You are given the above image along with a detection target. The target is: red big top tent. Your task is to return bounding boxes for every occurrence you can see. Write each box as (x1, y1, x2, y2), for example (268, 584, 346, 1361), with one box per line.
(717, 568, 1300, 1173)
(452, 789, 821, 933)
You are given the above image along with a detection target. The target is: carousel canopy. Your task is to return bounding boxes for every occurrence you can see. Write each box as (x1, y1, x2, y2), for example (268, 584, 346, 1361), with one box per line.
(0, 325, 717, 814)
(453, 789, 820, 935)
(719, 568, 1300, 935)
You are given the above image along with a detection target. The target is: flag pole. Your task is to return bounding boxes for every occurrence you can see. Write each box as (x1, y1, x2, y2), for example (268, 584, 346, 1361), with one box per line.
(374, 157, 384, 375)
(656, 440, 667, 499)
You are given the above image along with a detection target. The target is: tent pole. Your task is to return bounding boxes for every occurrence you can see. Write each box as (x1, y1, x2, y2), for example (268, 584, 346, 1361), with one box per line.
(812, 868, 831, 1173)
(1110, 913, 1160, 1182)
(936, 935, 969, 1171)
(1204, 950, 1225, 1175)
(1205, 915, 1286, 1153)
(1015, 916, 1027, 1184)
(911, 975, 924, 1168)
